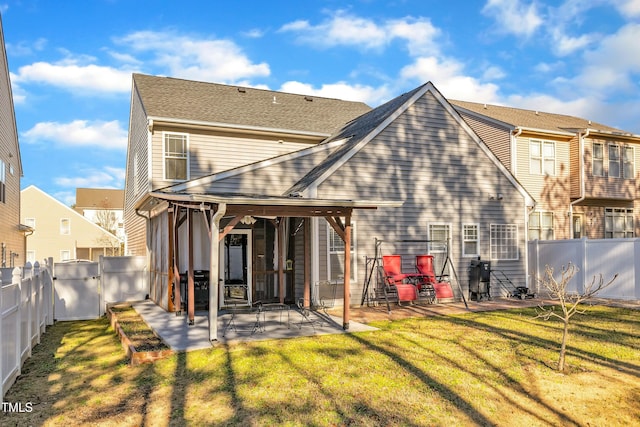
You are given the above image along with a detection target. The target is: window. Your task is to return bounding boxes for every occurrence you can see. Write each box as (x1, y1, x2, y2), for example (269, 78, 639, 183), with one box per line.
(25, 218, 36, 229)
(623, 146, 634, 179)
(60, 218, 70, 235)
(592, 143, 604, 177)
(327, 221, 356, 281)
(530, 140, 555, 176)
(26, 251, 36, 265)
(605, 208, 634, 238)
(529, 212, 554, 240)
(163, 132, 189, 180)
(429, 223, 451, 274)
(0, 160, 5, 203)
(462, 224, 479, 257)
(490, 224, 519, 260)
(609, 144, 620, 178)
(60, 250, 71, 262)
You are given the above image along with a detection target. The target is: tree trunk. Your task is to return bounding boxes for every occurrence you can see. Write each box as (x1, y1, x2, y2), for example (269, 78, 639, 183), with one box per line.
(558, 320, 569, 371)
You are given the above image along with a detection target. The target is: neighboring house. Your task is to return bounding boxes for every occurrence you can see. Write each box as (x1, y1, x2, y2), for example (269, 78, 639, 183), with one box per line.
(74, 187, 125, 242)
(128, 76, 534, 340)
(124, 73, 372, 258)
(451, 100, 640, 240)
(21, 185, 123, 263)
(0, 13, 28, 268)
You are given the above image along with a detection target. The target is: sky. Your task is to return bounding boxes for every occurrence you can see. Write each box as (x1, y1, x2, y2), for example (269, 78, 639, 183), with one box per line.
(1, 0, 640, 206)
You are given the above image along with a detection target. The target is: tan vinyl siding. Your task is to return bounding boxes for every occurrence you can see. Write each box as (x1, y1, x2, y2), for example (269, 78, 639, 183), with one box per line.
(318, 92, 528, 297)
(516, 133, 571, 238)
(569, 135, 581, 198)
(458, 111, 512, 170)
(0, 17, 24, 263)
(124, 88, 151, 256)
(149, 125, 315, 189)
(583, 137, 638, 199)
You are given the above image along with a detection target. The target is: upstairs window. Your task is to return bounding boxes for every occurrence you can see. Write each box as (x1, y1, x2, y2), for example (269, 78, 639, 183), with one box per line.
(530, 140, 555, 176)
(60, 218, 70, 235)
(609, 144, 621, 178)
(163, 132, 189, 181)
(592, 143, 604, 177)
(623, 146, 635, 179)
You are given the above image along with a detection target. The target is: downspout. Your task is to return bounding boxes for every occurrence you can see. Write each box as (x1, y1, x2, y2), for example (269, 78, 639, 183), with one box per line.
(513, 127, 536, 290)
(135, 207, 152, 300)
(209, 203, 226, 342)
(569, 129, 590, 238)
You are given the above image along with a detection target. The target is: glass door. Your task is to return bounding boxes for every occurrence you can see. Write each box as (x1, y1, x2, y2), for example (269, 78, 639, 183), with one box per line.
(573, 215, 583, 239)
(220, 230, 252, 307)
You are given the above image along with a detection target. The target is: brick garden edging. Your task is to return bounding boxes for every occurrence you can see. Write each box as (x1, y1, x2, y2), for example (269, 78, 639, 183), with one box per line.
(107, 304, 174, 366)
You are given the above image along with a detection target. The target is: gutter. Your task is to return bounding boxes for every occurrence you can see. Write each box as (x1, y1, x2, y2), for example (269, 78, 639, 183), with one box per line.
(569, 129, 590, 237)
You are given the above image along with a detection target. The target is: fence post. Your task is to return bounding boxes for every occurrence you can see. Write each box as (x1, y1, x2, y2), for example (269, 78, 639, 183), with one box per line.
(34, 261, 41, 343)
(45, 257, 54, 325)
(1, 275, 3, 401)
(24, 262, 33, 358)
(12, 267, 22, 377)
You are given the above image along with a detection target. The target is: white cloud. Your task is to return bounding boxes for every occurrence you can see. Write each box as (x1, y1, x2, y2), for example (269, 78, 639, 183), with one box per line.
(54, 166, 125, 190)
(22, 120, 128, 149)
(400, 56, 501, 102)
(482, 0, 543, 38)
(115, 30, 270, 83)
(550, 29, 596, 56)
(612, 0, 640, 17)
(279, 11, 440, 56)
(12, 62, 133, 93)
(482, 65, 506, 80)
(279, 80, 391, 106)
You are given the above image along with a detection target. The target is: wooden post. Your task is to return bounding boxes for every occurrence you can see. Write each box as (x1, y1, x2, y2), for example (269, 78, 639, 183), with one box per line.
(304, 218, 311, 307)
(343, 214, 351, 330)
(187, 208, 195, 325)
(168, 206, 175, 312)
(209, 203, 226, 341)
(278, 218, 285, 304)
(173, 208, 181, 314)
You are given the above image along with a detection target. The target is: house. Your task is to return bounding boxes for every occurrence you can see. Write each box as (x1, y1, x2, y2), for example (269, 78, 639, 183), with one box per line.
(127, 75, 534, 341)
(0, 14, 29, 268)
(74, 187, 125, 242)
(124, 73, 372, 258)
(21, 185, 123, 263)
(451, 100, 640, 240)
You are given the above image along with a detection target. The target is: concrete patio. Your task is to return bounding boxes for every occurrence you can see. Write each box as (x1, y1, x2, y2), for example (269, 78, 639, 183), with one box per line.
(132, 300, 378, 351)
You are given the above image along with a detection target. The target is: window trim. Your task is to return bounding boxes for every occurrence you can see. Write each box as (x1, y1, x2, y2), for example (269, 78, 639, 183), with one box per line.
(608, 143, 621, 178)
(60, 218, 70, 235)
(162, 131, 190, 181)
(592, 142, 604, 177)
(462, 223, 480, 258)
(326, 220, 357, 282)
(25, 218, 36, 229)
(529, 139, 556, 176)
(0, 160, 5, 203)
(604, 207, 634, 238)
(623, 145, 635, 179)
(60, 250, 71, 262)
(490, 224, 519, 260)
(528, 211, 554, 241)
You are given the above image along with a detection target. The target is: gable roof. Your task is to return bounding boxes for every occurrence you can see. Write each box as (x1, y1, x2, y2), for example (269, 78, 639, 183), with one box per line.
(133, 73, 372, 136)
(450, 99, 633, 137)
(75, 188, 124, 210)
(286, 83, 535, 206)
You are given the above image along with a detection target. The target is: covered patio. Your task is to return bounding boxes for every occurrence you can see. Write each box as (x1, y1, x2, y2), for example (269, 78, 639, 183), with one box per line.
(135, 191, 400, 342)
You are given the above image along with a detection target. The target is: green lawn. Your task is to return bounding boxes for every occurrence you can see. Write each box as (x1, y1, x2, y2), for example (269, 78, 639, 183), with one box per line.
(3, 305, 639, 426)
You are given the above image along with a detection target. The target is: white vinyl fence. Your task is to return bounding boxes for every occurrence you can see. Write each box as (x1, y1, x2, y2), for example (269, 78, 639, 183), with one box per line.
(2, 255, 148, 399)
(528, 238, 640, 300)
(1, 261, 54, 400)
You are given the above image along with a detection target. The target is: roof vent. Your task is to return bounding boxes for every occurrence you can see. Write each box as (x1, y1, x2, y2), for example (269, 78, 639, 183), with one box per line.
(272, 96, 278, 104)
(535, 111, 539, 115)
(483, 103, 487, 109)
(237, 87, 246, 93)
(304, 96, 313, 102)
(588, 120, 592, 125)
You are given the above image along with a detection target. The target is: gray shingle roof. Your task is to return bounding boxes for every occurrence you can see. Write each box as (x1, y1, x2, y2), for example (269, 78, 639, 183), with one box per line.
(450, 99, 627, 134)
(133, 74, 372, 135)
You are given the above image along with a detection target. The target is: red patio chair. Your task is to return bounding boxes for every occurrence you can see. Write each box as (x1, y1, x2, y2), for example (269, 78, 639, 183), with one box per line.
(415, 255, 454, 300)
(381, 255, 417, 303)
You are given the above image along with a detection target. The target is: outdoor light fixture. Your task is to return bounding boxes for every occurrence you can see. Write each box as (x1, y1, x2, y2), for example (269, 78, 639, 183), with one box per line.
(240, 215, 257, 225)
